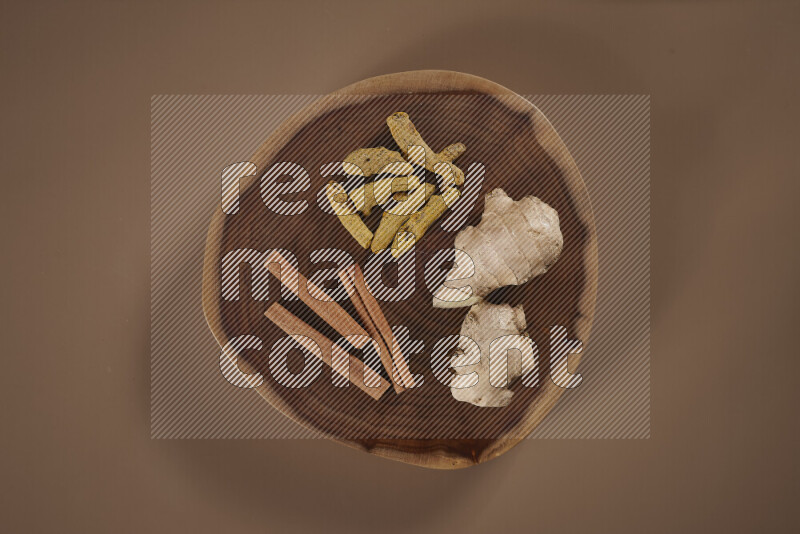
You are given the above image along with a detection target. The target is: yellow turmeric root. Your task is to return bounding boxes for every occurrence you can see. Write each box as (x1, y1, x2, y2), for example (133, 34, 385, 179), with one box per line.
(335, 113, 468, 252)
(371, 182, 435, 253)
(327, 176, 424, 249)
(386, 112, 466, 186)
(391, 186, 461, 257)
(343, 147, 406, 176)
(354, 175, 419, 216)
(325, 181, 373, 249)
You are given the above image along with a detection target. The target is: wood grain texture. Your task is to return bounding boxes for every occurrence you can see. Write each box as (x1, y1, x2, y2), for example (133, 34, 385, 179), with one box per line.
(201, 70, 598, 469)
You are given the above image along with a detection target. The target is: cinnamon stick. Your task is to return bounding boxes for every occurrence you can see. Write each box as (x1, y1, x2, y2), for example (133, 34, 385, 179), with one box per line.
(264, 251, 369, 344)
(338, 267, 405, 393)
(264, 302, 389, 401)
(341, 264, 416, 389)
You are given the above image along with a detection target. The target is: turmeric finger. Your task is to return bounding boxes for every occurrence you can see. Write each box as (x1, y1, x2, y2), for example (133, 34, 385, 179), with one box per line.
(391, 187, 461, 257)
(326, 181, 373, 249)
(348, 174, 419, 216)
(439, 142, 466, 162)
(343, 147, 406, 177)
(386, 112, 466, 186)
(371, 183, 435, 253)
(351, 175, 419, 216)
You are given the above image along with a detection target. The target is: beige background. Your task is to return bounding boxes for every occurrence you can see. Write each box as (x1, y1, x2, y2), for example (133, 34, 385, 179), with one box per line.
(1, 1, 798, 533)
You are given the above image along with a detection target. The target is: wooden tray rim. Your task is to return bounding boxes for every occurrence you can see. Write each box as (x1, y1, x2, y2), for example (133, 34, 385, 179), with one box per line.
(201, 70, 599, 469)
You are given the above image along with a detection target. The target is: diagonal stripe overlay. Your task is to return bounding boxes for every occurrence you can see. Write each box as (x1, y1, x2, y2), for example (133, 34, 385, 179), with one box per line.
(150, 95, 650, 439)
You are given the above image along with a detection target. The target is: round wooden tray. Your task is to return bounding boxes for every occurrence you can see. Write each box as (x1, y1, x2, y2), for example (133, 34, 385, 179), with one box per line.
(202, 70, 598, 468)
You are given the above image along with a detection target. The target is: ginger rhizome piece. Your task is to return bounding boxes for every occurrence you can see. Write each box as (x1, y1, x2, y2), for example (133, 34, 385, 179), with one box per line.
(450, 301, 533, 407)
(433, 188, 564, 308)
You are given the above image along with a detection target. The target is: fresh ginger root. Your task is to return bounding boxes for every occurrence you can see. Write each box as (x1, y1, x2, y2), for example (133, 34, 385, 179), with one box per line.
(450, 302, 532, 407)
(432, 188, 564, 308)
